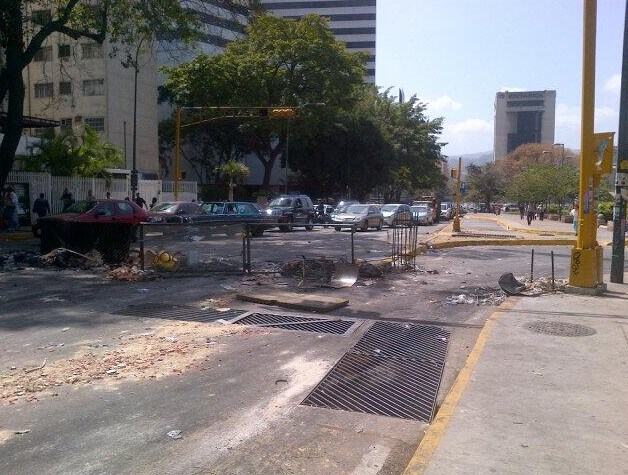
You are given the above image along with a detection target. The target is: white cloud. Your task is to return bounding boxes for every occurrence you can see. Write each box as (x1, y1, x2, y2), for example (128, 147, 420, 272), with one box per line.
(426, 95, 462, 112)
(555, 103, 580, 127)
(595, 105, 617, 121)
(441, 118, 494, 155)
(604, 74, 621, 94)
(499, 86, 525, 92)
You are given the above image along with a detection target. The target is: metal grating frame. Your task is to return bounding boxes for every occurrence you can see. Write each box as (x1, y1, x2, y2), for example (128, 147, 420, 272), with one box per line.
(302, 321, 450, 422)
(112, 304, 245, 323)
(233, 313, 359, 335)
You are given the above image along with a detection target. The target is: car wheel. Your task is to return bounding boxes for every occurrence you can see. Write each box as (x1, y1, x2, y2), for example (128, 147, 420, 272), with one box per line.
(280, 220, 293, 232)
(305, 217, 314, 231)
(32, 223, 41, 238)
(376, 220, 383, 230)
(334, 226, 342, 231)
(251, 227, 264, 237)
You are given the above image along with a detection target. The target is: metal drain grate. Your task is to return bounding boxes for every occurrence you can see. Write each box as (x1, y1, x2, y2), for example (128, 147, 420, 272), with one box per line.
(302, 322, 450, 422)
(112, 304, 245, 323)
(526, 321, 596, 337)
(234, 313, 356, 335)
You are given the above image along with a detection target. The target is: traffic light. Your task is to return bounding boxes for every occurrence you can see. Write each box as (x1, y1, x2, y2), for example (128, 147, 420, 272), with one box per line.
(270, 108, 297, 119)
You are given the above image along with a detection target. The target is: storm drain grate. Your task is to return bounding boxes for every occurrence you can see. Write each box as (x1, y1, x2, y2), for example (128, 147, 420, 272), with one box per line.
(112, 304, 245, 323)
(302, 321, 450, 422)
(526, 321, 597, 337)
(234, 313, 356, 335)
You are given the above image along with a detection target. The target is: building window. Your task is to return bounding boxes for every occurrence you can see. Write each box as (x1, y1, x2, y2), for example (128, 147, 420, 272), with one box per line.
(59, 81, 72, 95)
(58, 44, 71, 59)
(33, 46, 52, 62)
(31, 9, 52, 26)
(60, 117, 73, 133)
(82, 79, 104, 96)
(81, 43, 103, 59)
(34, 82, 54, 98)
(84, 117, 105, 132)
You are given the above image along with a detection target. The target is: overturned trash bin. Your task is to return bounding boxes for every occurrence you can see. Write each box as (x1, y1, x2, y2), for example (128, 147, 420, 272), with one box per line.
(498, 272, 527, 295)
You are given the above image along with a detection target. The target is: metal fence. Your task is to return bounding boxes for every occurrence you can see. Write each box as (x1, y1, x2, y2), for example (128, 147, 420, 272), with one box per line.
(6, 171, 198, 224)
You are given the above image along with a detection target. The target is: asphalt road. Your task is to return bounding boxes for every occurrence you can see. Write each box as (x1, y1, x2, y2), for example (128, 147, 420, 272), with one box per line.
(0, 225, 584, 475)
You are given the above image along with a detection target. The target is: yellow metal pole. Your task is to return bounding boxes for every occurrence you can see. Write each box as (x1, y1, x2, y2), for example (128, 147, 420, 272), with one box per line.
(452, 157, 462, 232)
(569, 0, 604, 289)
(174, 106, 181, 201)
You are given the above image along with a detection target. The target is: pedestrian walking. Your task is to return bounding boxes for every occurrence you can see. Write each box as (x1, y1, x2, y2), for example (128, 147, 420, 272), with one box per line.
(60, 188, 73, 211)
(3, 186, 19, 231)
(32, 193, 50, 219)
(519, 204, 525, 220)
(570, 203, 579, 234)
(134, 193, 147, 209)
(525, 204, 534, 226)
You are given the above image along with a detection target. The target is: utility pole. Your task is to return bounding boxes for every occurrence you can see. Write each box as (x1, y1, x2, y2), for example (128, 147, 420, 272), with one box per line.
(568, 0, 614, 292)
(611, 0, 628, 283)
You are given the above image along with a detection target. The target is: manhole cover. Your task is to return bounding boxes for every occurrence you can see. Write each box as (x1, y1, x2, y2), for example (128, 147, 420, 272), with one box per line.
(525, 321, 596, 337)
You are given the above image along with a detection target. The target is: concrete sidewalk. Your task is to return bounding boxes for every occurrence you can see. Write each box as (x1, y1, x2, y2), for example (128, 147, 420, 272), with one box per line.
(405, 214, 628, 475)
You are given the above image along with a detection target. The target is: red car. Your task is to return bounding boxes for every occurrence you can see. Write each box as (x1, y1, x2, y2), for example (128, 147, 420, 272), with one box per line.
(36, 199, 148, 261)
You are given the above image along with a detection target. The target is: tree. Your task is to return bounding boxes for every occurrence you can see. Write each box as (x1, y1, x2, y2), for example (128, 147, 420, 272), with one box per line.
(160, 14, 368, 188)
(21, 125, 124, 177)
(0, 0, 256, 189)
(465, 163, 506, 209)
(215, 159, 250, 201)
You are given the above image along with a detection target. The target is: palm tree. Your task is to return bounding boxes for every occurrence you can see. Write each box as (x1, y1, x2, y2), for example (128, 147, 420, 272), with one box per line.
(215, 160, 250, 201)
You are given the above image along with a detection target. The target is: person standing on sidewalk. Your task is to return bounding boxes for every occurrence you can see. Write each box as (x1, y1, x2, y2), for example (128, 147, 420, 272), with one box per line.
(570, 203, 579, 234)
(32, 193, 50, 219)
(3, 186, 19, 231)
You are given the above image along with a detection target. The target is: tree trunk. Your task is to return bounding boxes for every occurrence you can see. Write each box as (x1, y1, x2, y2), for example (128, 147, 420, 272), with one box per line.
(0, 8, 26, 190)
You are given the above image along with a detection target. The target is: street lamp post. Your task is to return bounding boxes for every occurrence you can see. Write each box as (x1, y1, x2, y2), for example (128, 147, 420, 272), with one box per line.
(129, 36, 147, 200)
(554, 143, 565, 165)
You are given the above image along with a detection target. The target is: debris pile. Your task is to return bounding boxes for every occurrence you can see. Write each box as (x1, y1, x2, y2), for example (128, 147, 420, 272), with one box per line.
(445, 289, 507, 306)
(0, 251, 43, 271)
(41, 248, 104, 268)
(0, 321, 262, 406)
(106, 265, 156, 281)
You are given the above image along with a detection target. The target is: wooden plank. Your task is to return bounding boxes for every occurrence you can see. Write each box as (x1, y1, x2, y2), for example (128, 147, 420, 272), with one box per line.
(236, 291, 349, 313)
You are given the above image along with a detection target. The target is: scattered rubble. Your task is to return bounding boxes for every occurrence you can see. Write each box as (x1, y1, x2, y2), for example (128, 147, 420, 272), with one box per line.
(445, 290, 507, 306)
(106, 265, 156, 282)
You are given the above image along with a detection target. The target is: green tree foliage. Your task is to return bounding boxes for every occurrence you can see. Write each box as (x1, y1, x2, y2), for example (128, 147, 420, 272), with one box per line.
(160, 14, 368, 188)
(22, 125, 124, 177)
(465, 163, 505, 208)
(0, 0, 254, 189)
(215, 159, 250, 201)
(505, 163, 579, 209)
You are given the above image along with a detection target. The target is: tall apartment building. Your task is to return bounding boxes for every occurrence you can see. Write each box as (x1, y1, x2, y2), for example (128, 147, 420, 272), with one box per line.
(260, 0, 376, 83)
(19, 6, 158, 178)
(494, 90, 556, 161)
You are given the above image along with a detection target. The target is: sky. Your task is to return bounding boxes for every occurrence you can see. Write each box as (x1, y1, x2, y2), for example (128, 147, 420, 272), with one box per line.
(376, 0, 626, 158)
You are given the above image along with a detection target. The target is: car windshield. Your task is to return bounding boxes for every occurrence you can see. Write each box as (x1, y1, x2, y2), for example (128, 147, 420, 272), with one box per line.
(345, 205, 367, 214)
(151, 203, 179, 213)
(381, 205, 398, 212)
(412, 206, 428, 213)
(64, 200, 98, 213)
(268, 197, 293, 207)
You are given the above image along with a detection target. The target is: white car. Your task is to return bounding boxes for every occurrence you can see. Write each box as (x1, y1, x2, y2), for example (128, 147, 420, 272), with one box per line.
(331, 204, 383, 231)
(411, 205, 433, 225)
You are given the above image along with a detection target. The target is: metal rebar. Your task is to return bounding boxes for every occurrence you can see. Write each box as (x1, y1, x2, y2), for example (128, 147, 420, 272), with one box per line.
(551, 250, 555, 292)
(530, 248, 535, 282)
(351, 225, 355, 264)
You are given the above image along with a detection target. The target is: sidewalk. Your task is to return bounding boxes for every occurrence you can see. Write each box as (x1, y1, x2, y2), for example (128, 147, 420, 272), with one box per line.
(405, 214, 628, 475)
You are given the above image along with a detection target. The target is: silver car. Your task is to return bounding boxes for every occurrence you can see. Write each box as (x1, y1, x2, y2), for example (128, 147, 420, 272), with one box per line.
(381, 204, 413, 227)
(411, 205, 434, 225)
(332, 204, 383, 231)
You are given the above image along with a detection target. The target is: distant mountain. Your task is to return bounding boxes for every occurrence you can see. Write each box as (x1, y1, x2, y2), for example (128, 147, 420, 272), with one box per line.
(446, 151, 494, 168)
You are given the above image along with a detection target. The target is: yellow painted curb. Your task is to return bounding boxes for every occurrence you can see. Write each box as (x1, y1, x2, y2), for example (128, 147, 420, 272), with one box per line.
(403, 300, 516, 475)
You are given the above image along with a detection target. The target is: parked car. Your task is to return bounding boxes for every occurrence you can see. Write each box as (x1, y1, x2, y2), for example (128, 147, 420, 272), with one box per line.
(147, 201, 205, 223)
(440, 202, 454, 220)
(265, 195, 316, 232)
(381, 204, 413, 227)
(36, 199, 148, 262)
(200, 201, 275, 237)
(331, 204, 383, 231)
(411, 204, 434, 225)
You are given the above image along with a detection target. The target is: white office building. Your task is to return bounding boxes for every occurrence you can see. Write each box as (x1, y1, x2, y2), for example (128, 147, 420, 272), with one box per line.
(494, 90, 556, 161)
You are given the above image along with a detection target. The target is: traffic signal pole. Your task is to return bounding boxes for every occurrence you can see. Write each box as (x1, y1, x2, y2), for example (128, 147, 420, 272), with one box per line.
(568, 0, 605, 292)
(452, 157, 462, 232)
